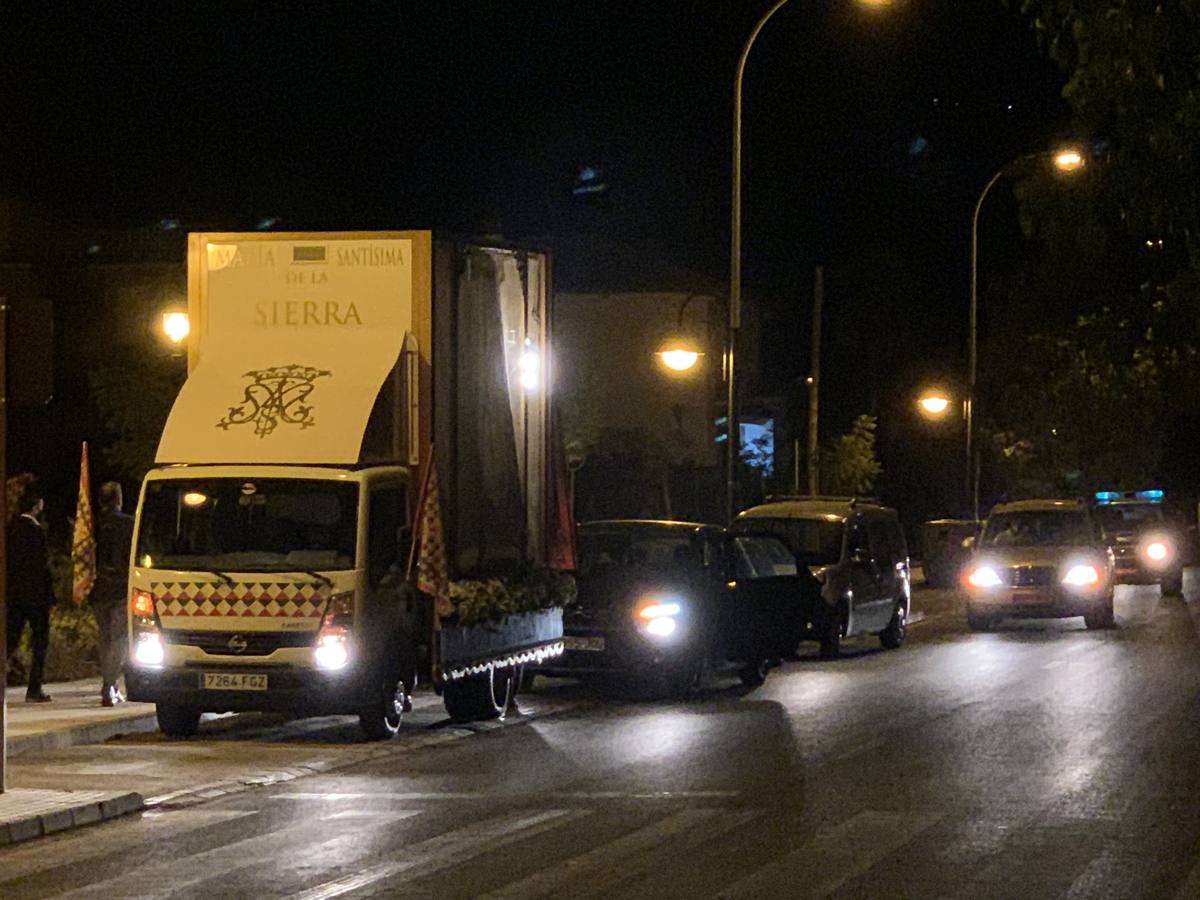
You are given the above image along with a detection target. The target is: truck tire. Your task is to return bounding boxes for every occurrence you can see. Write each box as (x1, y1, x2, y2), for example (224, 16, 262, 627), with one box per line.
(156, 704, 200, 738)
(443, 667, 514, 722)
(358, 675, 406, 741)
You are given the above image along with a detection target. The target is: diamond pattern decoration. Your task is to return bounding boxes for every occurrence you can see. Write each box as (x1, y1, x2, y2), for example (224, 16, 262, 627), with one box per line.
(149, 582, 327, 619)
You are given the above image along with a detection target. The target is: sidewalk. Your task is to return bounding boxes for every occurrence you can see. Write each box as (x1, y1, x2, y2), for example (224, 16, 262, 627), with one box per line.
(0, 788, 143, 847)
(4, 678, 159, 757)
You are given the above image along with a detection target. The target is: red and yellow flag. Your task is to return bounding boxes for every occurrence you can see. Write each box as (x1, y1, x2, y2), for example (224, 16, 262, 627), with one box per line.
(71, 442, 96, 605)
(413, 457, 452, 619)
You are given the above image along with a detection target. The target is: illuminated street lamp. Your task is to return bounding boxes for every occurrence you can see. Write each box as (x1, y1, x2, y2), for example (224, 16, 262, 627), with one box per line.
(728, 0, 894, 522)
(161, 311, 190, 346)
(918, 390, 952, 418)
(967, 145, 1085, 518)
(657, 340, 701, 373)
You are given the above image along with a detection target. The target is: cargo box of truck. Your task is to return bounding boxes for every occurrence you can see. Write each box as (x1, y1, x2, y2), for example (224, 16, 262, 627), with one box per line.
(125, 231, 570, 738)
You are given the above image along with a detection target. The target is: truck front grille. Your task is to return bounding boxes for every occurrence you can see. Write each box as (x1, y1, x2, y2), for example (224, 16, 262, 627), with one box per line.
(163, 630, 316, 656)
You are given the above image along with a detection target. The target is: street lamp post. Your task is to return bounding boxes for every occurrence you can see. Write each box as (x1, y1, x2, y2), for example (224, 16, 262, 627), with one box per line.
(728, 0, 892, 523)
(967, 147, 1084, 519)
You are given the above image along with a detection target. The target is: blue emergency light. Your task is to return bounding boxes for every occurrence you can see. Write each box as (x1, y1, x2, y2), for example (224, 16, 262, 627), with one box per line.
(1136, 489, 1165, 501)
(1094, 491, 1120, 503)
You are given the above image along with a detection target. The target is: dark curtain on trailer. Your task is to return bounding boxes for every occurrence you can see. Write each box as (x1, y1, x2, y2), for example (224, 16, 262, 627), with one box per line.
(453, 249, 526, 571)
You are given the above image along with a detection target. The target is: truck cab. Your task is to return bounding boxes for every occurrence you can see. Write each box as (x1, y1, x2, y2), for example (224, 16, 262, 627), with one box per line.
(126, 465, 419, 739)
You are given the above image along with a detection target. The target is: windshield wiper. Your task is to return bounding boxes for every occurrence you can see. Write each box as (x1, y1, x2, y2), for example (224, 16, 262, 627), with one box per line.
(298, 569, 333, 589)
(193, 568, 235, 587)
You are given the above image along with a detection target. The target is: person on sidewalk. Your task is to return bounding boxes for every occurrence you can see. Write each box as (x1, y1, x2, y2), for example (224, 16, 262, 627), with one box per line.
(7, 479, 54, 703)
(92, 481, 133, 707)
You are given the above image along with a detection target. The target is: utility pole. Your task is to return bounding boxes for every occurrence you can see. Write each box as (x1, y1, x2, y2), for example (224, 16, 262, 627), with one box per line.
(806, 267, 823, 496)
(1, 299, 8, 792)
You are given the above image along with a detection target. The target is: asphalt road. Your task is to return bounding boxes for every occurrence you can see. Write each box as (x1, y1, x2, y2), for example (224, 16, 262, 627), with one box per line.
(5, 579, 1200, 899)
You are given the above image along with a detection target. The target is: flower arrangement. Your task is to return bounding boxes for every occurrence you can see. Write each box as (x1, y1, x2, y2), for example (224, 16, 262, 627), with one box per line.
(447, 568, 576, 627)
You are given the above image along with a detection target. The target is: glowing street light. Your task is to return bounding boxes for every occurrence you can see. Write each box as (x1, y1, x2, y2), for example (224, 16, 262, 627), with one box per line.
(657, 339, 701, 373)
(919, 390, 952, 418)
(162, 311, 190, 345)
(1053, 148, 1085, 172)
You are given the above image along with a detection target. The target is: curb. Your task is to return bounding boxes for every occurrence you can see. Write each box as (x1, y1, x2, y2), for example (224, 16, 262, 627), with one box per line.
(0, 790, 144, 847)
(6, 711, 161, 758)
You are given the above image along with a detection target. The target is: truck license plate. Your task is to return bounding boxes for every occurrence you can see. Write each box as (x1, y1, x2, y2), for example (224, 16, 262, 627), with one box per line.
(202, 673, 268, 691)
(564, 635, 605, 652)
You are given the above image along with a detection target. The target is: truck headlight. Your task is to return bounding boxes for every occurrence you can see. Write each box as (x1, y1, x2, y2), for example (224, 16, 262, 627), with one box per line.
(313, 634, 350, 670)
(133, 632, 165, 667)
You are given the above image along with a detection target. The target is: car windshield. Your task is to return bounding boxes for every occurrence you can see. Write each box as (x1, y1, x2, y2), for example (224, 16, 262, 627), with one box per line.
(1097, 504, 1166, 535)
(733, 536, 798, 580)
(980, 510, 1094, 548)
(577, 525, 703, 580)
(733, 517, 843, 566)
(136, 478, 359, 571)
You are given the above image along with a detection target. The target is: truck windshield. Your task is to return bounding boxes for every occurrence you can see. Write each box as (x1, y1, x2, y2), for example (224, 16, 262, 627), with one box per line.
(136, 478, 359, 572)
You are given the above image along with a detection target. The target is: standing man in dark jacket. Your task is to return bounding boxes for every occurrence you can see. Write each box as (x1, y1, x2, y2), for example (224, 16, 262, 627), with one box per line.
(92, 482, 134, 706)
(7, 479, 54, 702)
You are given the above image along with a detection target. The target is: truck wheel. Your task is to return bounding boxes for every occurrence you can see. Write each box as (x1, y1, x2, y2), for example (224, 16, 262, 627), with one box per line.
(738, 658, 769, 687)
(156, 704, 200, 738)
(358, 676, 406, 741)
(818, 605, 843, 660)
(443, 667, 514, 722)
(879, 602, 907, 650)
(1161, 572, 1184, 597)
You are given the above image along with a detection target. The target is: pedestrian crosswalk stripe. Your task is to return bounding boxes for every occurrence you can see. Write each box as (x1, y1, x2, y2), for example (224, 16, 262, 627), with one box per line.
(480, 807, 759, 900)
(54, 810, 421, 899)
(0, 810, 254, 885)
(713, 810, 942, 899)
(291, 808, 590, 900)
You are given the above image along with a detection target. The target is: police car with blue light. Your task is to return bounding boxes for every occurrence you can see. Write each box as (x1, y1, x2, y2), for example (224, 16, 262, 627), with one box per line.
(1092, 489, 1185, 597)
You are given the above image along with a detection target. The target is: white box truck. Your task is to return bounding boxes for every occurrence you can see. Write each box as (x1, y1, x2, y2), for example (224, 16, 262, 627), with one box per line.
(125, 232, 566, 738)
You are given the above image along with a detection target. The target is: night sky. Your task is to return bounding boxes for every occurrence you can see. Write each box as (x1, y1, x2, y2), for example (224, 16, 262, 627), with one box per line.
(1, 0, 1067, 484)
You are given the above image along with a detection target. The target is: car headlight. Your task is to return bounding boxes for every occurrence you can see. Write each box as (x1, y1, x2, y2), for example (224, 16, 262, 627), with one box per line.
(1141, 536, 1173, 567)
(635, 598, 682, 639)
(1062, 564, 1100, 587)
(967, 566, 1003, 588)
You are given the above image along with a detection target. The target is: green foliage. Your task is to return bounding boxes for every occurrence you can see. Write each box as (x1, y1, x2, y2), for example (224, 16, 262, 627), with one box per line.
(821, 415, 883, 496)
(990, 0, 1200, 493)
(90, 354, 183, 484)
(448, 568, 576, 627)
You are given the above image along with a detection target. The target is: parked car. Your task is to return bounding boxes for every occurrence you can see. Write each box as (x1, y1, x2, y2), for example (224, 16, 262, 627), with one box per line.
(533, 520, 812, 696)
(921, 518, 980, 588)
(731, 497, 911, 659)
(1092, 490, 1184, 596)
(964, 499, 1115, 631)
